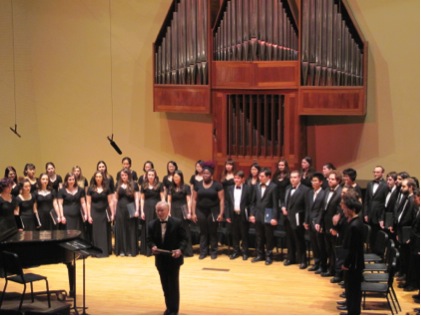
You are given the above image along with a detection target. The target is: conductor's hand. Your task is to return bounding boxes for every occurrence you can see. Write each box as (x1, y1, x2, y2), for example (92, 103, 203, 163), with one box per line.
(151, 246, 159, 255)
(249, 215, 256, 224)
(270, 219, 278, 226)
(172, 249, 182, 258)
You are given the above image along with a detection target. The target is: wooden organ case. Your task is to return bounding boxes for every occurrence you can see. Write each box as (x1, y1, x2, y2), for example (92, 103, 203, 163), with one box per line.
(153, 0, 367, 173)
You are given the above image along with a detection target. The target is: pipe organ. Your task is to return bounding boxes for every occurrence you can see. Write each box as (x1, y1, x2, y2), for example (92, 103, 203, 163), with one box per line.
(153, 0, 367, 173)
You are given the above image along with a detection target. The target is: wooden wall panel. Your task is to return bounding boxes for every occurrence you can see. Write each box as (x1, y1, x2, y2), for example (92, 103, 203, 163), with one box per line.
(154, 86, 211, 113)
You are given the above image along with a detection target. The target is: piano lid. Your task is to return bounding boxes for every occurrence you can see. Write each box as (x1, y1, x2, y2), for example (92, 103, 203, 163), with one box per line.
(0, 230, 81, 244)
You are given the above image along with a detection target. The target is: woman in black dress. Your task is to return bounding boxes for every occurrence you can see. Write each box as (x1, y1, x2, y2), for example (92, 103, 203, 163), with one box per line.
(86, 171, 114, 257)
(220, 159, 236, 246)
(57, 172, 88, 236)
(0, 178, 19, 231)
(114, 169, 139, 256)
(163, 160, 178, 199)
(168, 170, 193, 256)
(35, 173, 59, 230)
(17, 179, 38, 230)
(300, 156, 315, 188)
(72, 165, 89, 193)
(189, 160, 204, 192)
(272, 158, 291, 206)
(46, 162, 63, 193)
(138, 160, 157, 186)
(23, 163, 38, 193)
(97, 160, 115, 192)
(116, 156, 138, 183)
(191, 162, 224, 260)
(140, 169, 164, 256)
(246, 162, 261, 187)
(4, 166, 20, 197)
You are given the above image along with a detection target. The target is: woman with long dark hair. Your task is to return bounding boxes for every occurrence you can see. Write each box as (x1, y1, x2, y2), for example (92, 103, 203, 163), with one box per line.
(96, 160, 115, 192)
(23, 163, 38, 193)
(168, 170, 193, 256)
(35, 173, 59, 230)
(140, 169, 164, 256)
(114, 169, 139, 256)
(17, 179, 38, 230)
(272, 158, 291, 205)
(4, 166, 20, 197)
(163, 160, 178, 198)
(0, 177, 19, 231)
(300, 156, 315, 188)
(86, 171, 114, 257)
(246, 162, 261, 186)
(45, 162, 63, 193)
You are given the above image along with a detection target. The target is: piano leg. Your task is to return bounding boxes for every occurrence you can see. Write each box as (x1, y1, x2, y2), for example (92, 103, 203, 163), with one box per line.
(66, 262, 76, 297)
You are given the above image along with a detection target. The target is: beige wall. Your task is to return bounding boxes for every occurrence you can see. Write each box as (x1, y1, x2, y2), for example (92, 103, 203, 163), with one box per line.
(0, 0, 419, 181)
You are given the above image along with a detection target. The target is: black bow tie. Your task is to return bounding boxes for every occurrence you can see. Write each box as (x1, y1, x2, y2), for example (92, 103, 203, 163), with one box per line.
(236, 186, 241, 189)
(330, 188, 335, 192)
(373, 180, 380, 184)
(160, 221, 167, 224)
(261, 184, 266, 188)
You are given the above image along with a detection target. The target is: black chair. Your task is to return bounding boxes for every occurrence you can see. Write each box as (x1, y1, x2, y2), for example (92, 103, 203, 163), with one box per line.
(363, 223, 371, 252)
(0, 251, 51, 311)
(361, 247, 400, 315)
(364, 230, 388, 263)
(364, 239, 395, 272)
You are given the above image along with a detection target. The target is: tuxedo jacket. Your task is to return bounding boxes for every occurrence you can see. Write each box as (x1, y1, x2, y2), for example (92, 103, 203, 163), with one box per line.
(147, 216, 187, 269)
(225, 184, 252, 221)
(282, 184, 309, 229)
(251, 182, 279, 222)
(305, 188, 326, 228)
(318, 186, 343, 232)
(364, 180, 388, 224)
(342, 216, 365, 271)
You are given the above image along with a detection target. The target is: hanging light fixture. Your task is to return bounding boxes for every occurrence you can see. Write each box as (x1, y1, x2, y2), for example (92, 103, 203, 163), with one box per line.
(9, 0, 21, 138)
(107, 0, 122, 154)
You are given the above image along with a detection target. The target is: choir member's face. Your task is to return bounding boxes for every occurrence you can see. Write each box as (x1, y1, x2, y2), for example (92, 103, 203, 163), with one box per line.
(97, 163, 106, 173)
(373, 167, 383, 180)
(290, 172, 300, 187)
(173, 173, 181, 186)
(342, 174, 352, 186)
(340, 200, 352, 218)
(7, 170, 16, 180)
(46, 164, 55, 176)
(400, 180, 409, 195)
(250, 166, 258, 177)
(95, 173, 103, 185)
(202, 169, 212, 182)
(40, 175, 49, 188)
(258, 172, 269, 184)
(301, 159, 310, 170)
(322, 166, 331, 177)
(26, 167, 36, 178)
(414, 195, 420, 206)
(195, 163, 203, 174)
(396, 176, 403, 186)
(234, 175, 243, 186)
(147, 171, 155, 183)
(168, 163, 176, 174)
(67, 176, 76, 187)
(156, 203, 169, 221)
(73, 168, 81, 178)
(328, 174, 339, 188)
(3, 184, 12, 194)
(311, 177, 322, 191)
(144, 163, 152, 172)
(225, 163, 233, 173)
(341, 187, 348, 197)
(22, 182, 31, 194)
(386, 176, 395, 189)
(122, 160, 131, 169)
(120, 172, 128, 183)
(278, 161, 285, 171)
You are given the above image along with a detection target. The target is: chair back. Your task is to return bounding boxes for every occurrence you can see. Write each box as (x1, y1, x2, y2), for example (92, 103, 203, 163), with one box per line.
(373, 230, 388, 257)
(387, 247, 399, 286)
(1, 251, 24, 278)
(363, 223, 371, 250)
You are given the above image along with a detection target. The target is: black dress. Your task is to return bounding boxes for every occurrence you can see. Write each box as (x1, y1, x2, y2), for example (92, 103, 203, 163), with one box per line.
(50, 175, 63, 193)
(221, 177, 234, 245)
(274, 176, 290, 206)
(140, 183, 164, 256)
(17, 194, 37, 230)
(58, 187, 86, 235)
(169, 184, 193, 256)
(163, 175, 174, 199)
(115, 184, 139, 256)
(11, 184, 20, 197)
(88, 187, 112, 257)
(0, 196, 18, 230)
(35, 190, 57, 230)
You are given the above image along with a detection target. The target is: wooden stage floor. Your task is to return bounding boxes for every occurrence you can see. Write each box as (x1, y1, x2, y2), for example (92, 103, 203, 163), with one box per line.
(1, 246, 419, 315)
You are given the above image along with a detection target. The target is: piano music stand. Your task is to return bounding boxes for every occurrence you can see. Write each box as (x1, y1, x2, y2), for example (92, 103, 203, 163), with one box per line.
(60, 239, 102, 315)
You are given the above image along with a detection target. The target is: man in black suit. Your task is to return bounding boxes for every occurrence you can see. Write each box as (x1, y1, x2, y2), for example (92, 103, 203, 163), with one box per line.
(340, 190, 365, 315)
(249, 168, 279, 265)
(318, 170, 343, 279)
(384, 171, 399, 239)
(364, 165, 388, 251)
(282, 170, 309, 269)
(304, 173, 326, 272)
(226, 170, 252, 260)
(147, 201, 187, 315)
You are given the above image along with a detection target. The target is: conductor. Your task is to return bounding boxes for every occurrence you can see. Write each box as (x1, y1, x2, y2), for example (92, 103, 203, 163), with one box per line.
(147, 201, 187, 315)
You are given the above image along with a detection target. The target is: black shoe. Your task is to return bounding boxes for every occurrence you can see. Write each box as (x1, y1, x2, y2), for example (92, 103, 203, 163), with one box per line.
(314, 268, 324, 274)
(199, 254, 207, 260)
(395, 271, 404, 278)
(339, 292, 346, 299)
(398, 282, 406, 288)
(252, 256, 264, 263)
(283, 259, 296, 266)
(211, 253, 217, 260)
(307, 265, 319, 272)
(339, 312, 348, 315)
(321, 271, 333, 277)
(337, 300, 347, 306)
(339, 280, 345, 286)
(230, 252, 240, 260)
(397, 275, 406, 282)
(299, 263, 307, 269)
(404, 285, 417, 292)
(336, 305, 347, 311)
(242, 254, 249, 261)
(265, 257, 273, 265)
(331, 276, 342, 283)
(412, 294, 420, 300)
